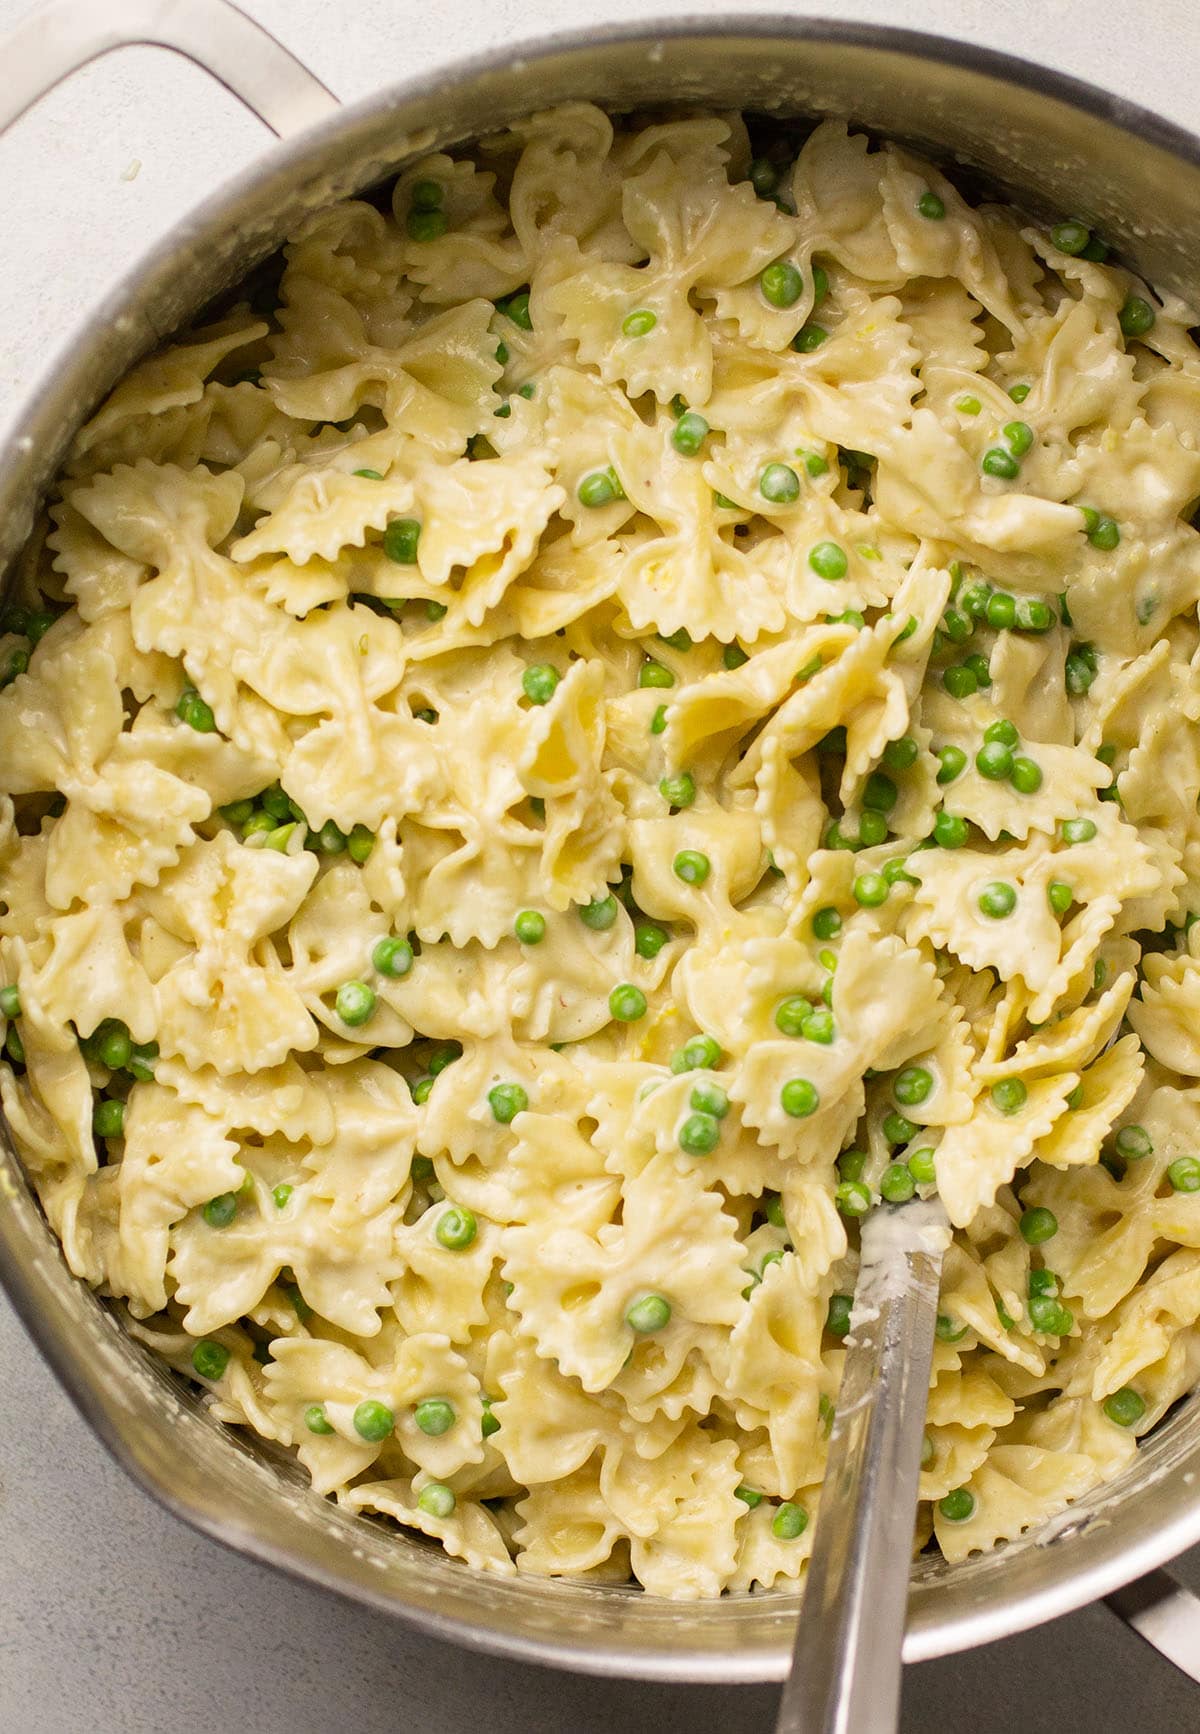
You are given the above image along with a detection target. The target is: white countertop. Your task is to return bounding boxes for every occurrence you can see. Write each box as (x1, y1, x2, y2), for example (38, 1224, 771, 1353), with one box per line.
(2, 2, 1199, 1728)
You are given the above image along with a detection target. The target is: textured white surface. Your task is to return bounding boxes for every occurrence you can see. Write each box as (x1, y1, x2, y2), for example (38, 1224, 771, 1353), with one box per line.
(2, 1, 1200, 1728)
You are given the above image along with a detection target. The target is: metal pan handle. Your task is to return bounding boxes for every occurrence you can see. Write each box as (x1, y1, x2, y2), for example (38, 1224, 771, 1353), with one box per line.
(1105, 1568, 1200, 1687)
(0, 0, 340, 141)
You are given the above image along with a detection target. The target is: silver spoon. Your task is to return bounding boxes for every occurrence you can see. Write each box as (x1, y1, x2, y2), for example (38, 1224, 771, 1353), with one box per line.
(776, 1197, 950, 1734)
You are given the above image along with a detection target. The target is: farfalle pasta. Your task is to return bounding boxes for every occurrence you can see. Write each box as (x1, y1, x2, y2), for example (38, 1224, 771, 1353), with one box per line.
(3, 107, 1200, 1598)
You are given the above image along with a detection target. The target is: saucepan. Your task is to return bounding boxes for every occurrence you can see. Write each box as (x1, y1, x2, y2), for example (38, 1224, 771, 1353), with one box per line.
(2, 0, 1200, 1683)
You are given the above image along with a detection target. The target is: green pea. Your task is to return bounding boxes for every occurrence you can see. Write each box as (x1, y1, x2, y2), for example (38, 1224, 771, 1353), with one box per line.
(673, 850, 710, 886)
(268, 1183, 292, 1212)
(302, 1402, 334, 1435)
(963, 651, 991, 688)
(418, 1482, 456, 1517)
(1103, 1387, 1147, 1427)
(311, 820, 346, 856)
(1010, 756, 1043, 795)
(942, 607, 972, 644)
(1114, 1125, 1152, 1160)
(671, 1033, 722, 1073)
(383, 517, 421, 564)
(938, 1488, 976, 1523)
(513, 909, 546, 946)
(856, 810, 889, 848)
(690, 1079, 729, 1118)
(95, 1021, 133, 1072)
(413, 1398, 455, 1437)
(1028, 1294, 1074, 1336)
(935, 1314, 968, 1343)
(835, 1179, 872, 1217)
(436, 1206, 477, 1250)
(943, 665, 978, 700)
(883, 857, 916, 887)
(983, 593, 1016, 632)
(609, 983, 647, 1023)
(894, 1066, 934, 1107)
(350, 1398, 394, 1441)
(760, 259, 803, 308)
(982, 720, 1018, 750)
(622, 308, 657, 337)
(956, 395, 981, 416)
(1009, 382, 1031, 403)
(791, 324, 827, 352)
(760, 463, 801, 504)
(1167, 1156, 1200, 1193)
(634, 921, 669, 959)
(406, 208, 448, 242)
(882, 735, 918, 773)
(488, 1082, 528, 1124)
(1051, 219, 1091, 254)
(803, 543, 852, 591)
(202, 1192, 238, 1229)
(659, 771, 696, 809)
(1019, 1206, 1057, 1245)
(580, 894, 618, 930)
(723, 642, 749, 669)
(176, 688, 216, 733)
(735, 1483, 764, 1508)
(639, 659, 675, 689)
(936, 745, 967, 785)
(1065, 648, 1098, 696)
(979, 881, 1017, 919)
(1044, 881, 1072, 919)
(883, 1111, 916, 1145)
(853, 872, 889, 908)
(764, 1192, 787, 1227)
(426, 599, 448, 622)
(498, 289, 532, 330)
(127, 1040, 158, 1082)
(917, 189, 945, 220)
(1086, 513, 1120, 551)
(774, 996, 811, 1039)
(772, 1501, 809, 1540)
(1118, 295, 1156, 338)
(982, 447, 1020, 480)
(826, 1293, 853, 1337)
(345, 824, 375, 864)
(1059, 817, 1096, 845)
(335, 980, 376, 1027)
(93, 1098, 125, 1139)
(649, 704, 669, 736)
(1015, 596, 1055, 631)
(1003, 421, 1034, 457)
(801, 1007, 834, 1045)
(480, 1395, 501, 1439)
(863, 771, 898, 814)
(373, 936, 414, 978)
(626, 1293, 671, 1334)
(191, 1340, 230, 1381)
(811, 263, 829, 306)
(781, 1078, 819, 1118)
(880, 1162, 916, 1202)
(908, 1147, 937, 1185)
(522, 664, 559, 705)
(748, 157, 777, 196)
(988, 1080, 1028, 1124)
(577, 467, 625, 508)
(219, 798, 255, 827)
(812, 906, 841, 940)
(678, 1111, 720, 1156)
(426, 1042, 460, 1078)
(411, 1077, 434, 1104)
(672, 411, 709, 456)
(933, 811, 968, 848)
(976, 740, 1014, 781)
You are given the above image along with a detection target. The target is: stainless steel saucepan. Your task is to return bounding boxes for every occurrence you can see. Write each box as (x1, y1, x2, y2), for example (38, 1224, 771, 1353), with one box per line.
(2, 0, 1200, 1684)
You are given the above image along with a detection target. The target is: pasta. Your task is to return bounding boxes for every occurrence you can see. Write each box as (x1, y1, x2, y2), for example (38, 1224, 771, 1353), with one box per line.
(3, 105, 1200, 1597)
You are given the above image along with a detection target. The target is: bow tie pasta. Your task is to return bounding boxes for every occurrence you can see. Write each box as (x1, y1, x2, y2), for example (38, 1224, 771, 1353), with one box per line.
(4, 106, 1200, 1599)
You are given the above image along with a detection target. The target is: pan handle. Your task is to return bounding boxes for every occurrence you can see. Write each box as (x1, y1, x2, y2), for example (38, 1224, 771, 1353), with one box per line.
(0, 0, 340, 141)
(1104, 1567, 1200, 1687)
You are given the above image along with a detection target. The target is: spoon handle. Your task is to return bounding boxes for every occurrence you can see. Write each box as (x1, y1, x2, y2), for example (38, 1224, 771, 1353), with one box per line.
(776, 1204, 947, 1734)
